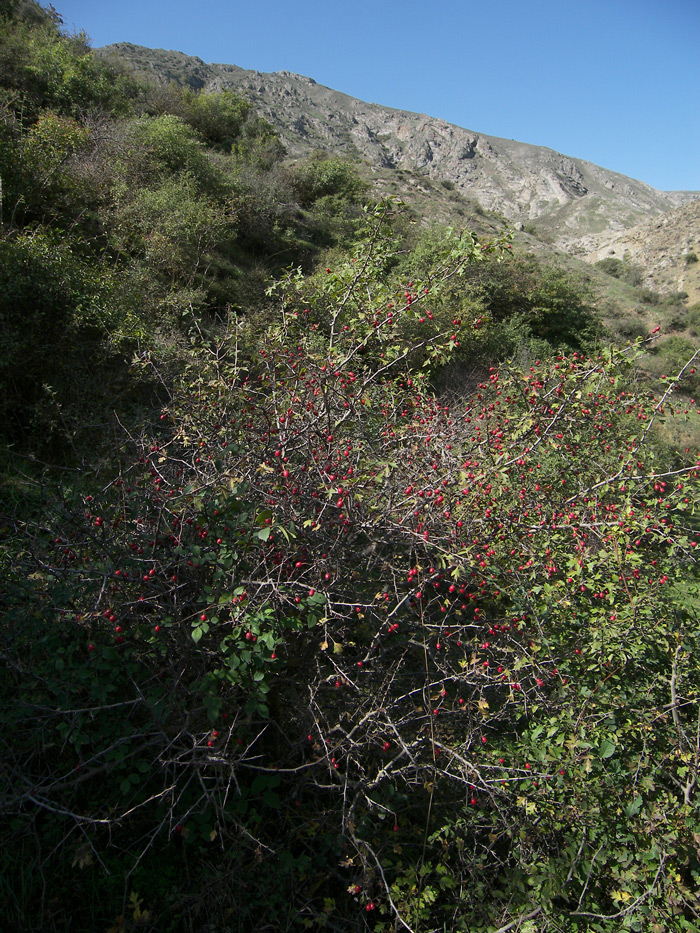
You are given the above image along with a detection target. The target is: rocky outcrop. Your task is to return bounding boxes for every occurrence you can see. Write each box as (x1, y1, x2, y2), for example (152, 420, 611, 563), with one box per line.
(586, 197, 700, 303)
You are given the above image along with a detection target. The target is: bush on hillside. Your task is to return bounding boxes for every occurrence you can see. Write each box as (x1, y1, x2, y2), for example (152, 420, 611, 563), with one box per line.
(2, 204, 699, 931)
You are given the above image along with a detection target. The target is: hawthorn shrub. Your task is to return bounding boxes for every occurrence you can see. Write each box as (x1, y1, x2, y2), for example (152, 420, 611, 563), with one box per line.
(3, 202, 700, 931)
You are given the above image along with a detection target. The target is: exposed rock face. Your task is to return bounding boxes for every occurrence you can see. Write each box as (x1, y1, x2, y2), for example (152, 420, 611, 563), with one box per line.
(99, 43, 697, 254)
(587, 197, 700, 304)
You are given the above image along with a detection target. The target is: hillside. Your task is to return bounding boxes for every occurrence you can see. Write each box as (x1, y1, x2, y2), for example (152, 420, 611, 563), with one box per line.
(3, 7, 700, 931)
(98, 42, 697, 256)
(588, 196, 700, 304)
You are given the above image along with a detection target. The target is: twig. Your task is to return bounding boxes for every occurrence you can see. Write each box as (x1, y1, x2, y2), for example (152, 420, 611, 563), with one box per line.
(356, 839, 417, 933)
(571, 856, 666, 920)
(491, 906, 543, 933)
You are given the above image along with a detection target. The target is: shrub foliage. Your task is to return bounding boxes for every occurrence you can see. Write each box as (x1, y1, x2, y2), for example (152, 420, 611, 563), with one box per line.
(3, 202, 700, 931)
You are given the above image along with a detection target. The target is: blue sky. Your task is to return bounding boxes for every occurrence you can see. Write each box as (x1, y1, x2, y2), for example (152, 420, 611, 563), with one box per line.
(52, 0, 699, 192)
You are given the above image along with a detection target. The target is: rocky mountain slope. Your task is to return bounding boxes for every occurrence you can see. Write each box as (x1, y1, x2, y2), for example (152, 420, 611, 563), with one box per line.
(587, 197, 700, 304)
(99, 43, 697, 257)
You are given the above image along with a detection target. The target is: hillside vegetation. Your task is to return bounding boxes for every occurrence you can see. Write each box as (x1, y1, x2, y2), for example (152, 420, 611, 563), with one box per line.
(2, 4, 700, 932)
(96, 40, 696, 257)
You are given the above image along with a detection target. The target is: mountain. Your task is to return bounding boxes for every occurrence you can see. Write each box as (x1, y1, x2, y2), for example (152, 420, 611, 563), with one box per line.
(98, 43, 697, 258)
(587, 197, 700, 305)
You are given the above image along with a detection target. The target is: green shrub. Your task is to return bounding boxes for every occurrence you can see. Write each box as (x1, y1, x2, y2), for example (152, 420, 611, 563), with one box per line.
(0, 5, 135, 123)
(0, 231, 142, 447)
(111, 174, 233, 288)
(3, 208, 699, 930)
(177, 87, 252, 149)
(595, 255, 644, 286)
(115, 113, 221, 193)
(1, 109, 93, 227)
(290, 153, 368, 208)
(651, 335, 700, 394)
(687, 303, 700, 336)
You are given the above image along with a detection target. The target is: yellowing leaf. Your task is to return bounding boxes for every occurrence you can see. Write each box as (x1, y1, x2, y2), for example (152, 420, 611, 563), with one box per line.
(611, 890, 632, 903)
(72, 842, 93, 870)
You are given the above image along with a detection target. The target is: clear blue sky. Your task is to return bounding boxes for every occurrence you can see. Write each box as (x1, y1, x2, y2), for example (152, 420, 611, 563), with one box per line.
(52, 0, 699, 192)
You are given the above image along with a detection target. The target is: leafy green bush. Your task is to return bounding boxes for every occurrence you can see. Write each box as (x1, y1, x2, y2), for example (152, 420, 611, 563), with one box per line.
(3, 205, 699, 931)
(687, 304, 700, 337)
(176, 87, 252, 149)
(114, 113, 222, 193)
(651, 335, 700, 395)
(595, 256, 644, 287)
(176, 87, 283, 164)
(0, 231, 141, 446)
(1, 109, 93, 227)
(290, 153, 368, 209)
(0, 3, 135, 123)
(112, 175, 233, 289)
(405, 240, 600, 354)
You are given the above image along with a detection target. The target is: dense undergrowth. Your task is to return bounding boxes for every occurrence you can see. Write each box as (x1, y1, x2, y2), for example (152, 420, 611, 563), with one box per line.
(2, 4, 700, 932)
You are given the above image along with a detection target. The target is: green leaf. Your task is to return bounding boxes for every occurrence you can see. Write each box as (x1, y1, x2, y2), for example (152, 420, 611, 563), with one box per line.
(625, 795, 643, 817)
